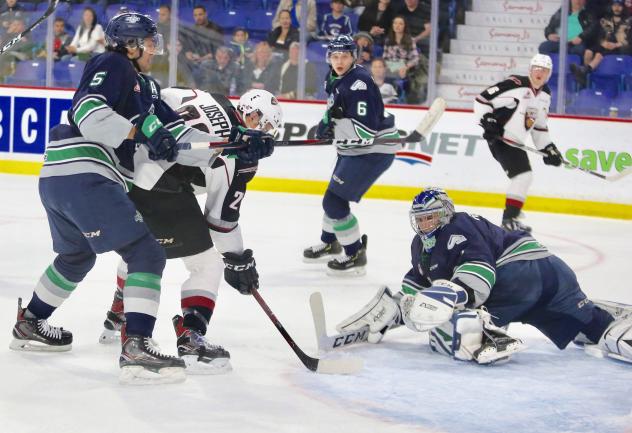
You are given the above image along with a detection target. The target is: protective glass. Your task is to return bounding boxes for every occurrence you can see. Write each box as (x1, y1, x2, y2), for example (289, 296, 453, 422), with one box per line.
(140, 33, 164, 55)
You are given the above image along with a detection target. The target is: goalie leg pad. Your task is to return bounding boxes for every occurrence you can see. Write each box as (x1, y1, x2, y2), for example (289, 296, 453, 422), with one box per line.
(429, 310, 526, 365)
(597, 312, 632, 363)
(337, 286, 399, 343)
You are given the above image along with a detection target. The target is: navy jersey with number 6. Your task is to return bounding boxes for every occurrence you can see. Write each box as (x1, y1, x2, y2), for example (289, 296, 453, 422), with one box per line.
(325, 64, 399, 155)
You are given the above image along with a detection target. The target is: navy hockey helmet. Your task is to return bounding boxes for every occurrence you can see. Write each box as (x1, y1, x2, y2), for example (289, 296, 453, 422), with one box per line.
(409, 187, 455, 240)
(326, 34, 357, 63)
(105, 12, 164, 55)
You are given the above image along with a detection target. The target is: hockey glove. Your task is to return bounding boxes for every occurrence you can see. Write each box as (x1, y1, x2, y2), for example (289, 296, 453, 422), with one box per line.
(401, 279, 468, 332)
(542, 143, 563, 166)
(135, 113, 179, 162)
(479, 112, 504, 142)
(315, 119, 334, 139)
(223, 249, 259, 295)
(224, 125, 275, 163)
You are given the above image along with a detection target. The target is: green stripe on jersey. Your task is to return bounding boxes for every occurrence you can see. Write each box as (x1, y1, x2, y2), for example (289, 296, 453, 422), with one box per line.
(45, 265, 77, 292)
(401, 284, 418, 296)
(169, 124, 186, 140)
(45, 145, 114, 166)
(508, 240, 546, 255)
(125, 272, 161, 291)
(353, 123, 375, 139)
(73, 98, 106, 125)
(454, 262, 496, 288)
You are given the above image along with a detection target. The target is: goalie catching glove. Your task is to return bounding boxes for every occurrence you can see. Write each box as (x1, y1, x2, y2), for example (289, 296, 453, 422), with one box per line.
(223, 249, 259, 295)
(400, 280, 469, 332)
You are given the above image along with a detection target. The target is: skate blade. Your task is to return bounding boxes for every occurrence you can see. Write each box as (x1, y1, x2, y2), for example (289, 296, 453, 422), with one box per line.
(181, 355, 233, 375)
(119, 365, 186, 385)
(9, 338, 71, 352)
(326, 265, 366, 277)
(303, 255, 341, 264)
(99, 328, 121, 345)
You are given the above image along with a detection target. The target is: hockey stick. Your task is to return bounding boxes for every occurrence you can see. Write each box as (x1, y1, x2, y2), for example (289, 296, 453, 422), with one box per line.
(252, 289, 363, 374)
(0, 0, 60, 56)
(309, 292, 369, 351)
(177, 97, 447, 163)
(501, 137, 629, 182)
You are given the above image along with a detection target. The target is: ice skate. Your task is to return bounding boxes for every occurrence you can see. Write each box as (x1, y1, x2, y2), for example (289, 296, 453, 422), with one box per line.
(119, 331, 186, 385)
(303, 239, 342, 263)
(9, 298, 72, 352)
(326, 235, 367, 277)
(173, 315, 231, 375)
(99, 289, 125, 344)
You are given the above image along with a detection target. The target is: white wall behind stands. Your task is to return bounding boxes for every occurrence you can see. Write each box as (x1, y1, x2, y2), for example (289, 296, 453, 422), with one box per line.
(0, 86, 630, 218)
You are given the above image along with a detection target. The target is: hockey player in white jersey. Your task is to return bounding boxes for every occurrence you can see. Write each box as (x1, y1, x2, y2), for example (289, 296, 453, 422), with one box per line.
(99, 88, 281, 374)
(474, 54, 563, 233)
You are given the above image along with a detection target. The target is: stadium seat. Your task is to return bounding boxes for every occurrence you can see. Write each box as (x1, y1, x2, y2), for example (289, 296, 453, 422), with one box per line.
(307, 41, 328, 62)
(566, 89, 611, 116)
(590, 55, 627, 98)
(53, 61, 72, 88)
(67, 60, 86, 87)
(612, 90, 632, 118)
(214, 9, 247, 31)
(549, 53, 581, 74)
(245, 10, 273, 32)
(5, 61, 45, 86)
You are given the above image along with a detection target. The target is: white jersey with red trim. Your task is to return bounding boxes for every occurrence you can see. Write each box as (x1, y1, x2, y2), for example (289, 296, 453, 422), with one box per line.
(473, 75, 552, 150)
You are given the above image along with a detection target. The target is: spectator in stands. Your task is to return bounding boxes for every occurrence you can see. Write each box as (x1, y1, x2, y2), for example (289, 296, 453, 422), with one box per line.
(370, 58, 400, 103)
(272, 0, 317, 35)
(194, 46, 242, 95)
(267, 9, 300, 53)
(49, 17, 72, 61)
(383, 15, 426, 104)
(357, 0, 395, 46)
(230, 27, 254, 68)
(156, 4, 171, 42)
(241, 41, 281, 94)
(626, 0, 632, 15)
(180, 5, 224, 77)
(278, 41, 318, 99)
(66, 7, 105, 61)
(353, 31, 374, 66)
(0, 16, 41, 80)
(538, 0, 596, 59)
(397, 0, 431, 53)
(571, 0, 631, 87)
(319, 0, 353, 40)
(0, 0, 22, 35)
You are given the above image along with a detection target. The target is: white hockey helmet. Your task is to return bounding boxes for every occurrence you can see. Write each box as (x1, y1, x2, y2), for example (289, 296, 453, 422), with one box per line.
(529, 54, 553, 82)
(530, 53, 553, 70)
(237, 89, 283, 133)
(161, 87, 232, 136)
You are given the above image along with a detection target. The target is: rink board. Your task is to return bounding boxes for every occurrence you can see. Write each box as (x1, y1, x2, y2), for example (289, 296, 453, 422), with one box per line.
(0, 85, 630, 219)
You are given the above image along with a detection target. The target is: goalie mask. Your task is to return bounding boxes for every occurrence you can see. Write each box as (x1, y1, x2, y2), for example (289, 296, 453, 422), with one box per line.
(237, 89, 283, 135)
(410, 187, 455, 248)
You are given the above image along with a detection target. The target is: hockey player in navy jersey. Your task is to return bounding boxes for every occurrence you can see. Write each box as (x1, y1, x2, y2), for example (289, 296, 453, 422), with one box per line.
(474, 54, 564, 233)
(98, 88, 282, 374)
(303, 34, 400, 276)
(338, 188, 632, 365)
(9, 12, 272, 384)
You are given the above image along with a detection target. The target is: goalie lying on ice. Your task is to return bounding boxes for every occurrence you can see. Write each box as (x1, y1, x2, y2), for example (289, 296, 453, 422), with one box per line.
(337, 188, 632, 365)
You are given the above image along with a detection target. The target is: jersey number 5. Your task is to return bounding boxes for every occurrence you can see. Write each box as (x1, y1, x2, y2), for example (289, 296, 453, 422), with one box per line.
(90, 71, 107, 87)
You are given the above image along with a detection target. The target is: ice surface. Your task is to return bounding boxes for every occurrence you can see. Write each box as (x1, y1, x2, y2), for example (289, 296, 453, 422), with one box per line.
(0, 173, 631, 433)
